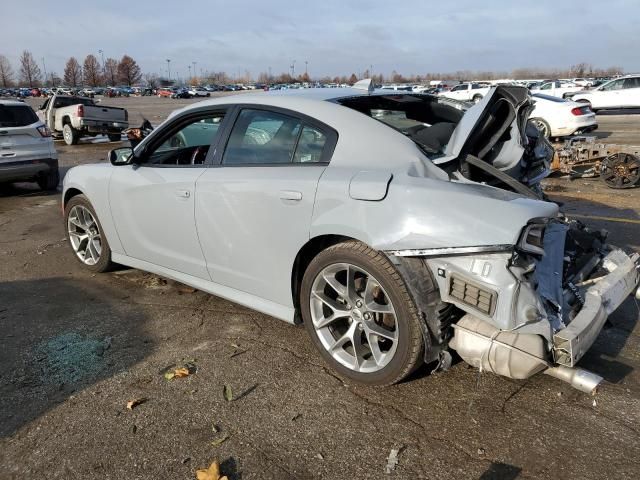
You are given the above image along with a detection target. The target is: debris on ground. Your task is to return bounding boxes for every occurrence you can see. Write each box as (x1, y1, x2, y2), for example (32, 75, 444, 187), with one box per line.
(163, 362, 198, 380)
(385, 446, 402, 474)
(223, 385, 233, 402)
(126, 398, 147, 410)
(34, 332, 111, 385)
(315, 453, 324, 460)
(210, 434, 230, 447)
(477, 447, 486, 455)
(196, 460, 228, 480)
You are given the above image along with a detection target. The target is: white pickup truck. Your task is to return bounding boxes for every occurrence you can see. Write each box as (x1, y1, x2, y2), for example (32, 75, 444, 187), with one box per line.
(36, 95, 128, 145)
(438, 83, 491, 103)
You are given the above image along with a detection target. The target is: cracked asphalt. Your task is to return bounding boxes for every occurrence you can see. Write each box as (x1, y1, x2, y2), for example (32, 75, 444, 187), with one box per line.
(1, 96, 639, 479)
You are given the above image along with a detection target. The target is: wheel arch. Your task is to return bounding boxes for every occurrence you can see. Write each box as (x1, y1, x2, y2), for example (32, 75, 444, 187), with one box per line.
(63, 187, 83, 207)
(290, 234, 357, 322)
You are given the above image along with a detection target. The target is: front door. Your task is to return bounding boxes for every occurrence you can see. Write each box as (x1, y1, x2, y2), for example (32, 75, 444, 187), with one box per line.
(195, 107, 337, 307)
(109, 110, 227, 279)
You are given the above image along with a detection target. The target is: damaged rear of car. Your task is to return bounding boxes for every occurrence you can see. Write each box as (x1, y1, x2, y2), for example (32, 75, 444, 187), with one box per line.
(331, 85, 640, 393)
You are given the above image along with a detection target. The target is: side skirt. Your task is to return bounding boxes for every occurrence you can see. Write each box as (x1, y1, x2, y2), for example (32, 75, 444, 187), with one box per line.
(111, 252, 296, 324)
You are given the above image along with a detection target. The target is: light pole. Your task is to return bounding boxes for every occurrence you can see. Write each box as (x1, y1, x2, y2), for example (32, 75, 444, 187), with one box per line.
(41, 57, 47, 87)
(290, 60, 296, 79)
(166, 59, 171, 81)
(98, 49, 105, 72)
(192, 62, 197, 83)
(268, 66, 272, 82)
(305, 60, 308, 76)
(188, 65, 191, 80)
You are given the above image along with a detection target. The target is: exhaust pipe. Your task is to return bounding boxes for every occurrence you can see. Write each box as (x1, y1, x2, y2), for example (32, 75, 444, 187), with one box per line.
(544, 366, 603, 394)
(450, 315, 604, 394)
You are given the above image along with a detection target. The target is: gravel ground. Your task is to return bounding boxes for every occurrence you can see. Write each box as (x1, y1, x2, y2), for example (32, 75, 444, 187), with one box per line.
(1, 95, 639, 479)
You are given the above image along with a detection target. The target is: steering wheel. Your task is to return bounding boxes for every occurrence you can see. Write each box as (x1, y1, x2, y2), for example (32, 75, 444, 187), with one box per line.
(190, 146, 207, 165)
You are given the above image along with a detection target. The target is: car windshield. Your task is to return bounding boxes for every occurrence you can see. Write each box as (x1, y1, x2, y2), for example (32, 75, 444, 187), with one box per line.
(334, 94, 467, 156)
(0, 104, 38, 127)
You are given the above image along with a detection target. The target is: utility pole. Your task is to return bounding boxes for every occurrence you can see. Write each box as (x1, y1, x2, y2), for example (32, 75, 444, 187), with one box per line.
(305, 60, 308, 76)
(192, 62, 197, 82)
(291, 60, 296, 79)
(188, 65, 191, 80)
(166, 59, 171, 81)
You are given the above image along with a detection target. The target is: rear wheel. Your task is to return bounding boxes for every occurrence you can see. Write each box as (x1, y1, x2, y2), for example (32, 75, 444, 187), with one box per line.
(300, 241, 427, 385)
(37, 168, 59, 191)
(64, 194, 113, 272)
(62, 123, 80, 145)
(531, 118, 551, 138)
(472, 94, 483, 104)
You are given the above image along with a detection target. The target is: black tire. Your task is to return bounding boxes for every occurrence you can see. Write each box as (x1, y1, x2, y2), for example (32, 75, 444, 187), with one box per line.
(108, 133, 121, 142)
(300, 241, 427, 386)
(62, 123, 80, 145)
(64, 194, 114, 273)
(37, 168, 59, 191)
(531, 118, 551, 138)
(472, 94, 483, 104)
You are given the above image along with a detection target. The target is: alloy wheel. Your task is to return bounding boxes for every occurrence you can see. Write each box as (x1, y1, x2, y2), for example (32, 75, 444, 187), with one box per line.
(309, 263, 399, 373)
(67, 205, 102, 265)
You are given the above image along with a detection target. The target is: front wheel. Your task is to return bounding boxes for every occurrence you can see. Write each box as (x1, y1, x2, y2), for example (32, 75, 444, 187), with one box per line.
(64, 194, 113, 272)
(107, 133, 121, 142)
(300, 241, 427, 385)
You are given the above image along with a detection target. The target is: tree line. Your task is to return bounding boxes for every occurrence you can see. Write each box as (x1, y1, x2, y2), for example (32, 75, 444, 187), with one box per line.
(0, 50, 142, 88)
(0, 51, 626, 89)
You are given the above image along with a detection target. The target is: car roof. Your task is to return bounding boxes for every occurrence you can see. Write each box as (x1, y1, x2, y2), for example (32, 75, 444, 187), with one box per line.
(0, 99, 30, 106)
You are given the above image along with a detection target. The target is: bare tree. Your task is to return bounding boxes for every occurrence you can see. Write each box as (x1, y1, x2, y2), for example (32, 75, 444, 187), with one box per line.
(0, 54, 14, 87)
(348, 73, 358, 84)
(103, 58, 118, 86)
(117, 55, 142, 86)
(143, 73, 159, 88)
(19, 50, 41, 87)
(63, 57, 82, 87)
(83, 54, 102, 86)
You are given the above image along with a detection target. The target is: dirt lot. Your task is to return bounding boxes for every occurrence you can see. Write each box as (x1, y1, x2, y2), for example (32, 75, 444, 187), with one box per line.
(1, 95, 639, 479)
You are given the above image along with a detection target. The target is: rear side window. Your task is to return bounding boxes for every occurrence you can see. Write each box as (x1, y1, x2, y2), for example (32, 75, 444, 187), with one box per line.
(623, 77, 640, 89)
(0, 104, 38, 127)
(222, 109, 332, 165)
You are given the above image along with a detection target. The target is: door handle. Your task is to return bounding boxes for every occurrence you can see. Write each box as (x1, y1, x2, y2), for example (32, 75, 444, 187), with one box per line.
(279, 190, 303, 201)
(175, 189, 191, 198)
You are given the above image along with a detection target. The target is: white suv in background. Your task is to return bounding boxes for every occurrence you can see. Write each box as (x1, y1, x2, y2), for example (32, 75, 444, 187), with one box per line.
(438, 83, 491, 103)
(0, 100, 59, 190)
(572, 75, 640, 110)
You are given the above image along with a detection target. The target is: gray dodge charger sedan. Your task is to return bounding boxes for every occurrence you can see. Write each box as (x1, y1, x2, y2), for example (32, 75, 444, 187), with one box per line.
(62, 81, 640, 393)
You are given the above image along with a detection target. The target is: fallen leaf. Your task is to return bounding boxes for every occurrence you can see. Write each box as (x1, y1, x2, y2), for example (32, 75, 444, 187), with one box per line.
(196, 460, 228, 480)
(174, 367, 190, 378)
(126, 398, 147, 410)
(223, 385, 233, 402)
(164, 371, 176, 381)
(210, 434, 229, 447)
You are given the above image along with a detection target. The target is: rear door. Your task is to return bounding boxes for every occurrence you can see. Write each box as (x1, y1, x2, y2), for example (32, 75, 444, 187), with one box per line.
(593, 78, 625, 108)
(195, 106, 337, 308)
(621, 77, 640, 107)
(0, 103, 51, 163)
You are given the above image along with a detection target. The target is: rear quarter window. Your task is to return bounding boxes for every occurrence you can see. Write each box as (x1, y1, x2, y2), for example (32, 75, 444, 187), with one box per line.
(0, 104, 38, 127)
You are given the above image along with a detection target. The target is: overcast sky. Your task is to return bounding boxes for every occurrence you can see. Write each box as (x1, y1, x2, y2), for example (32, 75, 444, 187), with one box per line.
(2, 0, 638, 79)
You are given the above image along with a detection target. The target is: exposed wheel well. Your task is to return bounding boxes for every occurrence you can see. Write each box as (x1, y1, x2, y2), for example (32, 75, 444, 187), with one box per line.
(62, 116, 72, 126)
(290, 234, 354, 322)
(63, 188, 83, 207)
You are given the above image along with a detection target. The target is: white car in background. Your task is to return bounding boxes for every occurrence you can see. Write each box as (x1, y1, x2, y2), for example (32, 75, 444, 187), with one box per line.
(529, 93, 597, 138)
(572, 75, 640, 110)
(571, 78, 594, 87)
(530, 81, 584, 99)
(439, 82, 491, 103)
(187, 87, 211, 97)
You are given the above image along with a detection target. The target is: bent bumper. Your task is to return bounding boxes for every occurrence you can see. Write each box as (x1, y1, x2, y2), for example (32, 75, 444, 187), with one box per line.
(553, 249, 640, 366)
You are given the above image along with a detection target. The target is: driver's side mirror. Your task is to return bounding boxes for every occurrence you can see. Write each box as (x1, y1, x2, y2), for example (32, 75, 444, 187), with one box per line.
(109, 147, 135, 165)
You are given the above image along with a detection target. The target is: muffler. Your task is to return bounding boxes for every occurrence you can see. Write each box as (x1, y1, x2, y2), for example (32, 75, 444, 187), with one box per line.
(450, 314, 603, 394)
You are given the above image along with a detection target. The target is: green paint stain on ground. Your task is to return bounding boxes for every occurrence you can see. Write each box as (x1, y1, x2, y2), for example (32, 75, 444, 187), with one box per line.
(35, 332, 111, 385)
